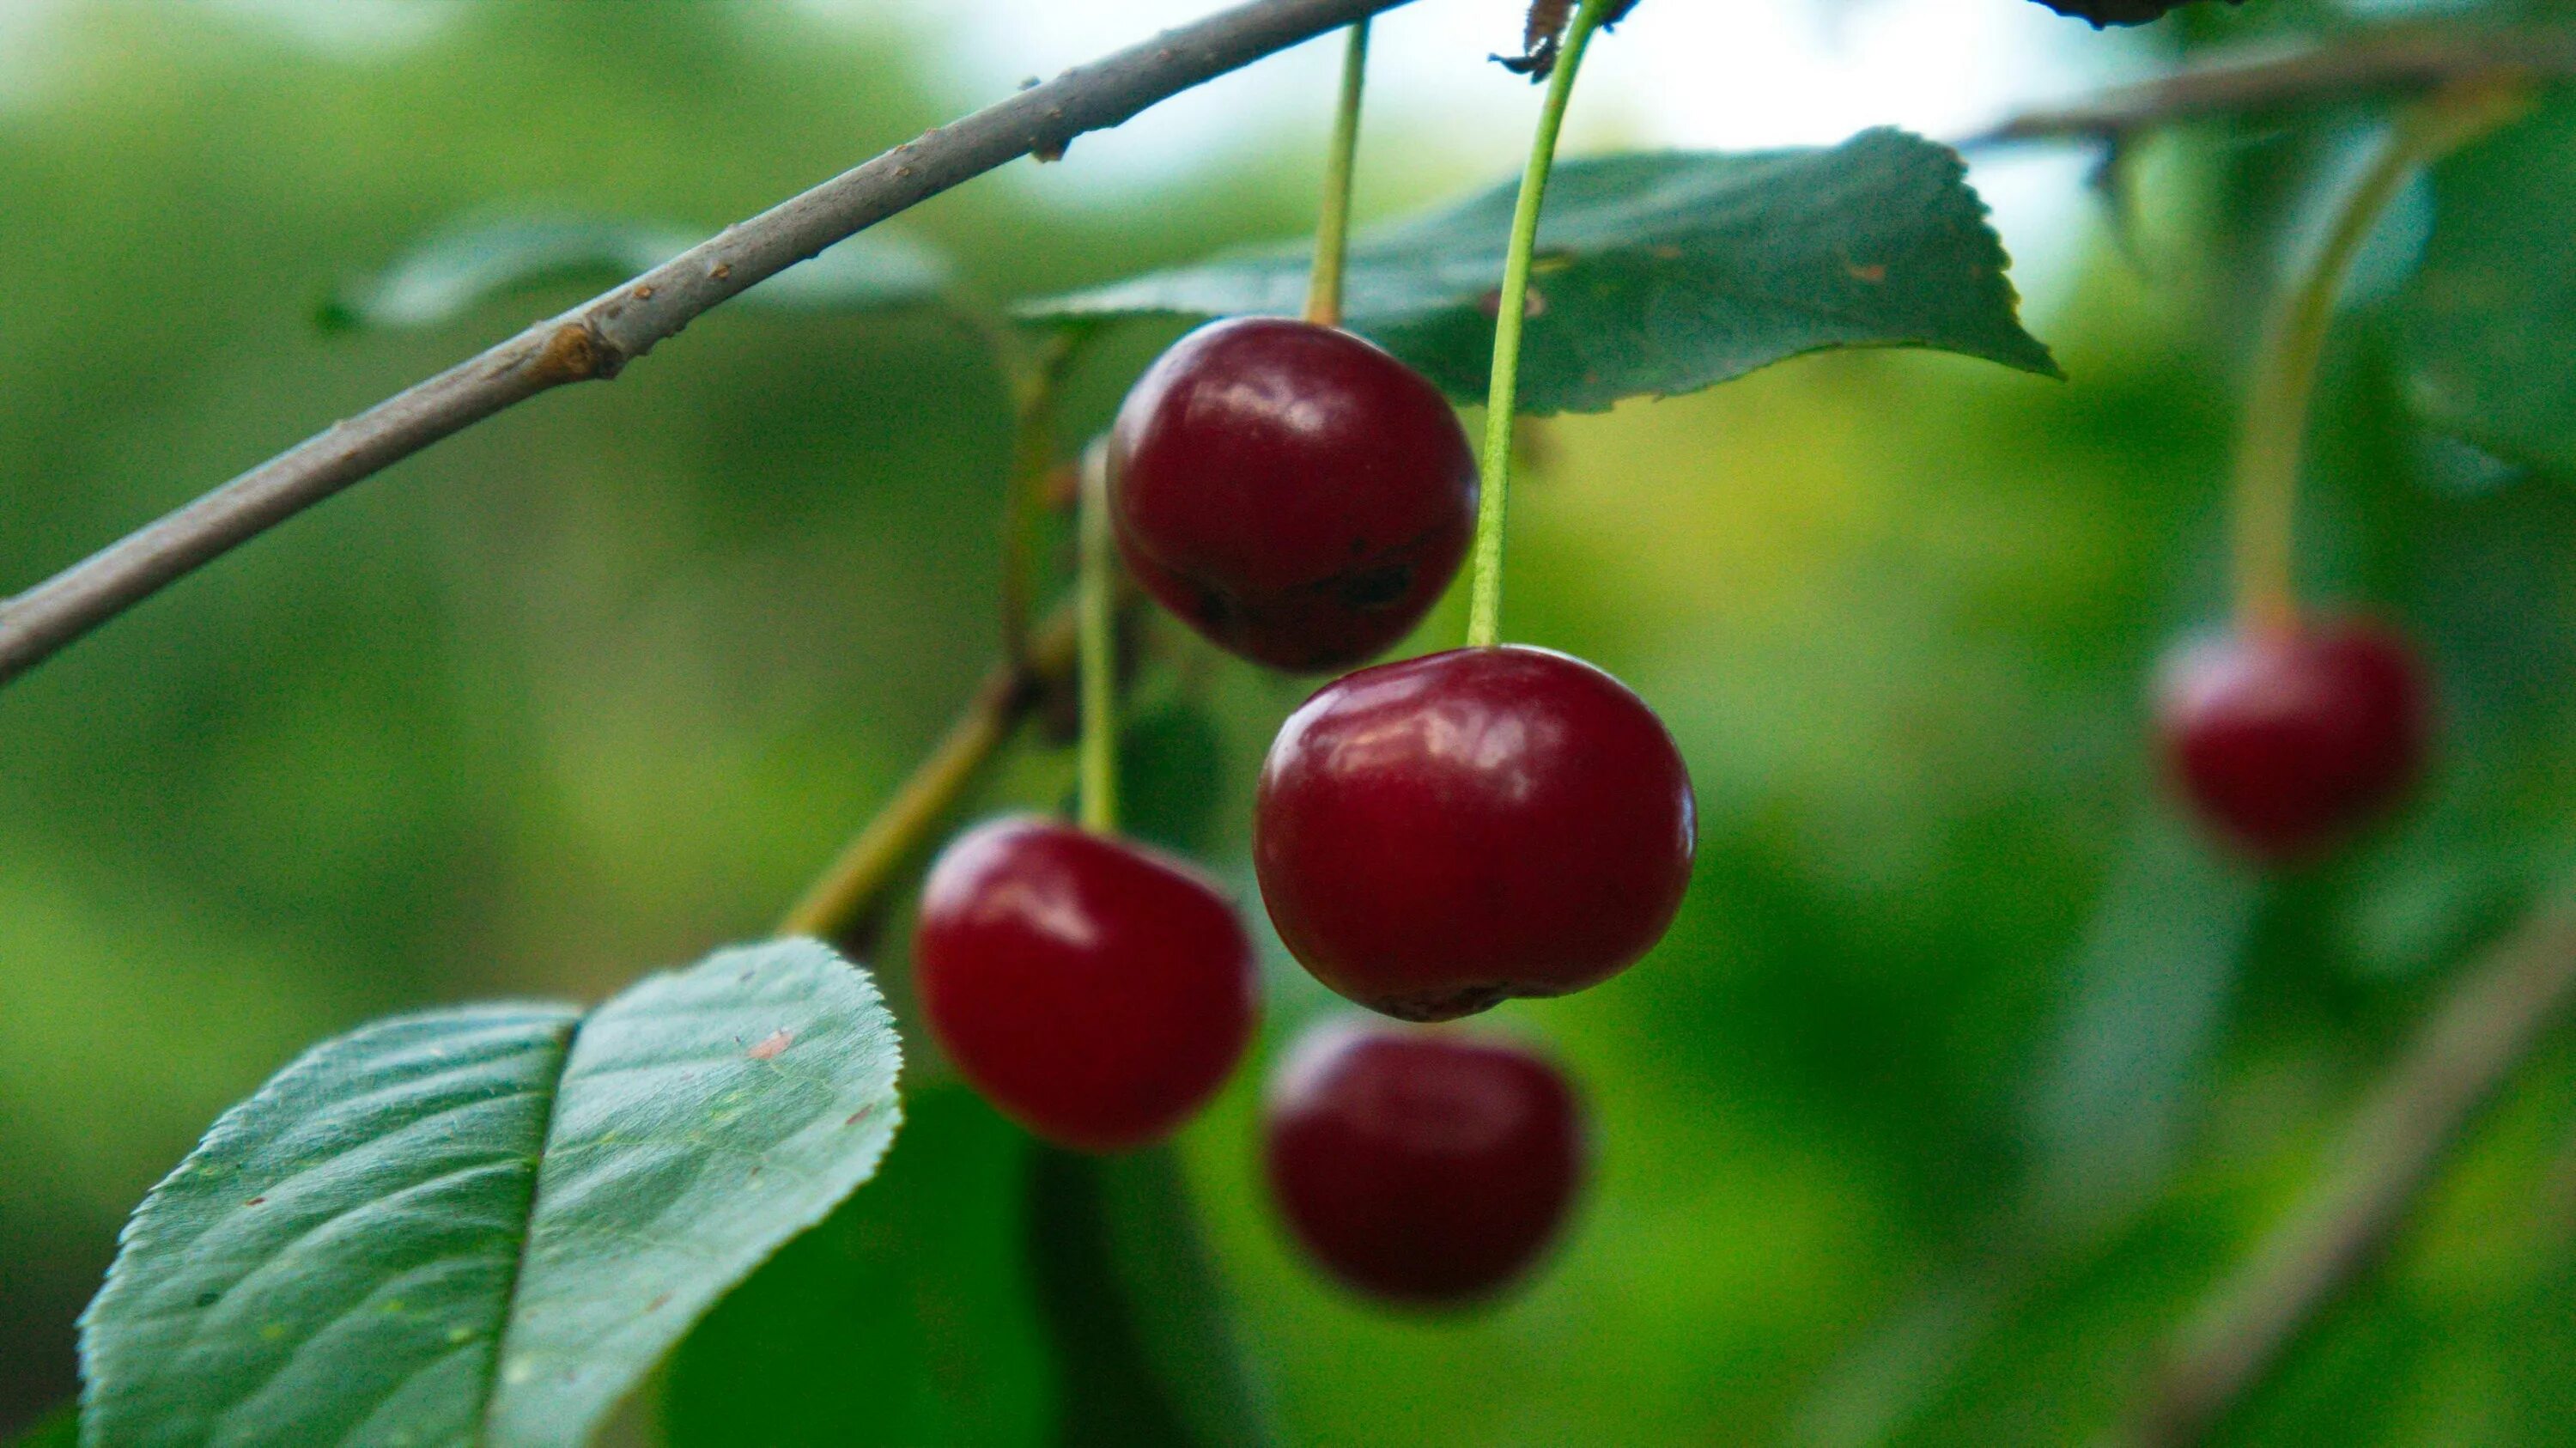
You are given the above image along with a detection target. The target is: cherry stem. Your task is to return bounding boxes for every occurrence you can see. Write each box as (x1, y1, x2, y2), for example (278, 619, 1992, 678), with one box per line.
(1077, 441, 1121, 833)
(997, 319, 1097, 669)
(2231, 77, 2527, 636)
(1466, 0, 1613, 650)
(1305, 20, 1371, 328)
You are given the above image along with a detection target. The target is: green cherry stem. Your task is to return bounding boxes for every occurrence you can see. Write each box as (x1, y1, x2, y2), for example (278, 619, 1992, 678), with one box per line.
(2232, 77, 2528, 636)
(1466, 0, 1615, 650)
(1076, 441, 1121, 834)
(1305, 18, 1371, 328)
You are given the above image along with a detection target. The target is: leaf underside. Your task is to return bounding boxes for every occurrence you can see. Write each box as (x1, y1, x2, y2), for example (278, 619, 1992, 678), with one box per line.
(77, 940, 902, 1448)
(1021, 129, 2059, 414)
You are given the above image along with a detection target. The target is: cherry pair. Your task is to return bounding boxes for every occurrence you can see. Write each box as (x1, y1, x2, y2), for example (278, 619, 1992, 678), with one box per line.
(1117, 316, 1698, 1021)
(912, 819, 1589, 1304)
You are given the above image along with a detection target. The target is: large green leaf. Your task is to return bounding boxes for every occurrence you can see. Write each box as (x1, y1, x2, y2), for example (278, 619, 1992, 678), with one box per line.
(662, 1085, 1051, 1448)
(1020, 129, 2057, 413)
(2399, 97, 2576, 475)
(322, 214, 951, 331)
(77, 940, 902, 1448)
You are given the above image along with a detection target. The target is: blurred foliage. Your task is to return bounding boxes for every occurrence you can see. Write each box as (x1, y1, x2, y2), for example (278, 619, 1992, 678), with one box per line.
(10, 2, 2576, 1445)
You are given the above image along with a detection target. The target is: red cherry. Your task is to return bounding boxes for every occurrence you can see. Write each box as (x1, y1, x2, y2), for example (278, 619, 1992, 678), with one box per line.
(914, 816, 1260, 1151)
(1255, 645, 1695, 1021)
(1109, 316, 1479, 672)
(2154, 617, 2432, 861)
(1264, 1019, 1587, 1305)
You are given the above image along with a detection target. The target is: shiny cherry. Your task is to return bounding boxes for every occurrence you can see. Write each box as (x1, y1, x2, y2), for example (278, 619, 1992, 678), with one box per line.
(914, 816, 1259, 1152)
(1109, 316, 1479, 672)
(2154, 617, 2431, 861)
(1264, 1019, 1587, 1306)
(1255, 645, 1695, 1021)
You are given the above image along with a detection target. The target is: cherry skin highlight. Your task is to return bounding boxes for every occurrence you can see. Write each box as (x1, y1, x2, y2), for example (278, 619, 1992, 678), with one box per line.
(2154, 617, 2431, 861)
(914, 816, 1260, 1152)
(1109, 316, 1479, 672)
(1264, 1019, 1587, 1306)
(1255, 645, 1696, 1021)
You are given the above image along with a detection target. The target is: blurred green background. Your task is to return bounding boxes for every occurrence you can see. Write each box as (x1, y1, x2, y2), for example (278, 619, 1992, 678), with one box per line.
(9, 2, 2576, 1444)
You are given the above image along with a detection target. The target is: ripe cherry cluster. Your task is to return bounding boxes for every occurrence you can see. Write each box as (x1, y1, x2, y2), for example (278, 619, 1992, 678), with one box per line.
(901, 0, 2440, 1312)
(914, 313, 1677, 1305)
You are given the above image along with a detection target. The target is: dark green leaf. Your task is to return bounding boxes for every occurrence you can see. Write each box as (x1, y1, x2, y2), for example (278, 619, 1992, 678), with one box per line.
(1020, 130, 2057, 413)
(2400, 98, 2576, 475)
(663, 1084, 1051, 1448)
(322, 214, 950, 330)
(78, 940, 902, 1448)
(1029, 1146, 1275, 1448)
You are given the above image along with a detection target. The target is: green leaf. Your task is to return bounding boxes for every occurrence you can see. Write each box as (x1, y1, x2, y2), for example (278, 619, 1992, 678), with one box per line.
(1029, 1146, 1275, 1448)
(2400, 98, 2576, 475)
(322, 213, 950, 330)
(1020, 130, 2057, 413)
(663, 1084, 1051, 1448)
(77, 940, 902, 1448)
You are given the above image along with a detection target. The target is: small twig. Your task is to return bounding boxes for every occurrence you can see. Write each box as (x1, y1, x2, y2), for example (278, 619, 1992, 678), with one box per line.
(2117, 890, 2576, 1448)
(775, 604, 1081, 946)
(1965, 23, 2576, 149)
(0, 0, 1425, 691)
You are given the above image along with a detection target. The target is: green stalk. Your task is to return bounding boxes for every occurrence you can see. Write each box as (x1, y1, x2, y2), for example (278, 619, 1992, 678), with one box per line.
(2232, 78, 2526, 635)
(1466, 0, 1615, 649)
(1076, 443, 1121, 833)
(1305, 19, 1371, 328)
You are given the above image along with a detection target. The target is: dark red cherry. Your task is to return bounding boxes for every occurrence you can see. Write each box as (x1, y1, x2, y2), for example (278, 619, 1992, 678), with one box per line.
(1255, 645, 1695, 1021)
(914, 816, 1260, 1151)
(2154, 617, 2431, 861)
(1264, 1019, 1586, 1305)
(1109, 316, 1479, 672)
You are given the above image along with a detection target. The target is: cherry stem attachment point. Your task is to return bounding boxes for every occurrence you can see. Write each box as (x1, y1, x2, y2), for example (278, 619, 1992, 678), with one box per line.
(2231, 77, 2528, 636)
(1306, 19, 1371, 329)
(1077, 441, 1121, 834)
(1466, 0, 1613, 649)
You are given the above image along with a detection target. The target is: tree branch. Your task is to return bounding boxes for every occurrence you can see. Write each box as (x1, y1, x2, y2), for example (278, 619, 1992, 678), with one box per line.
(1965, 23, 2576, 148)
(2118, 889, 2576, 1447)
(0, 0, 1421, 690)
